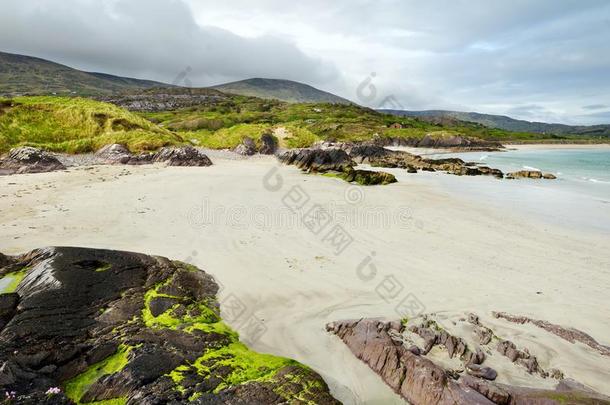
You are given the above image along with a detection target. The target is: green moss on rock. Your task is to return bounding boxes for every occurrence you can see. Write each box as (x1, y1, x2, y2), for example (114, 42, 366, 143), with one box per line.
(0, 268, 28, 294)
(64, 345, 132, 404)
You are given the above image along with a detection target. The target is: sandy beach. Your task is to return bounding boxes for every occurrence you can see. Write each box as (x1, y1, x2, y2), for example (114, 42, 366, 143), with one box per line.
(1, 157, 609, 404)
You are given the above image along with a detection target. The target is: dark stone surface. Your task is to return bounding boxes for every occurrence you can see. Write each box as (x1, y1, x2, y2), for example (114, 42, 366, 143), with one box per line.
(152, 146, 213, 167)
(278, 147, 355, 173)
(0, 147, 66, 175)
(259, 133, 278, 155)
(0, 247, 339, 404)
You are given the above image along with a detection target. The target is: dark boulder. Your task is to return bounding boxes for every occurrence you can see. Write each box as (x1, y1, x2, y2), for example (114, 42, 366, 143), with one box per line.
(152, 146, 212, 166)
(95, 144, 133, 164)
(234, 137, 257, 156)
(506, 170, 556, 180)
(339, 168, 397, 186)
(278, 148, 354, 173)
(259, 133, 278, 155)
(0, 147, 66, 175)
(0, 247, 338, 404)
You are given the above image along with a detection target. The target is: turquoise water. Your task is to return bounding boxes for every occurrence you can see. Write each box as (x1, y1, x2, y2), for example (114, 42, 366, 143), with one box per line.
(429, 147, 610, 201)
(419, 147, 610, 234)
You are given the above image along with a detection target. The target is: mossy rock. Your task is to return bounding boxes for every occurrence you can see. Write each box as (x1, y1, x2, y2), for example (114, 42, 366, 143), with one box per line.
(0, 247, 340, 404)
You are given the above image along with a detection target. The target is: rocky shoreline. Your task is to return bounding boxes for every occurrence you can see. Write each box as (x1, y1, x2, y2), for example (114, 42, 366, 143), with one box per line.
(327, 316, 610, 405)
(0, 247, 339, 404)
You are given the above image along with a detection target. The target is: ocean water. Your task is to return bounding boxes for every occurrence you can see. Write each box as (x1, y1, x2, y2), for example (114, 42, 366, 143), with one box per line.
(403, 147, 610, 234)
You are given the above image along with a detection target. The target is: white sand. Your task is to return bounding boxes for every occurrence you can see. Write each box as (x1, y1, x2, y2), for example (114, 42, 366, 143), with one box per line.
(1, 158, 609, 403)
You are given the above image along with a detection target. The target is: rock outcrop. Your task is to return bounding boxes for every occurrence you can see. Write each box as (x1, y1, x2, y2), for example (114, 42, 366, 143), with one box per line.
(151, 146, 213, 166)
(506, 170, 556, 180)
(493, 312, 610, 357)
(259, 133, 279, 155)
(338, 168, 397, 185)
(348, 145, 504, 178)
(278, 148, 355, 173)
(278, 148, 397, 185)
(234, 137, 258, 156)
(94, 144, 133, 164)
(0, 147, 66, 175)
(372, 134, 503, 152)
(327, 317, 610, 405)
(0, 247, 338, 404)
(93, 145, 213, 167)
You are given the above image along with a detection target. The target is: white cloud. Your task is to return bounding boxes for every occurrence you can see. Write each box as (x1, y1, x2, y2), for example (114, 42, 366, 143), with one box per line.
(1, 0, 610, 124)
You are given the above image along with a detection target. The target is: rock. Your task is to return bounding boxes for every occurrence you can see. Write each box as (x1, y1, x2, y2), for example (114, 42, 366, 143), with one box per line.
(278, 148, 354, 173)
(348, 144, 392, 164)
(329, 317, 610, 405)
(460, 375, 511, 404)
(259, 133, 278, 155)
(234, 137, 257, 156)
(0, 252, 11, 268)
(466, 364, 497, 380)
(407, 345, 422, 355)
(0, 293, 19, 329)
(473, 325, 494, 345)
(94, 144, 133, 164)
(339, 168, 397, 185)
(326, 319, 494, 404)
(0, 247, 338, 404)
(464, 347, 486, 365)
(506, 170, 556, 180)
(493, 311, 610, 357)
(152, 146, 213, 166)
(0, 147, 66, 175)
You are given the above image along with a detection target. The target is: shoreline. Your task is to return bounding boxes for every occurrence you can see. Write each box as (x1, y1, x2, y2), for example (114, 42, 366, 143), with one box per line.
(504, 143, 610, 150)
(1, 158, 609, 402)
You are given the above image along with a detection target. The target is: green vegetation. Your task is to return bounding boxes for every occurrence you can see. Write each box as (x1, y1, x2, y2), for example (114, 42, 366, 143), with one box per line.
(0, 96, 183, 153)
(141, 276, 238, 338)
(64, 345, 131, 404)
(190, 342, 297, 393)
(2, 91, 602, 156)
(0, 268, 28, 294)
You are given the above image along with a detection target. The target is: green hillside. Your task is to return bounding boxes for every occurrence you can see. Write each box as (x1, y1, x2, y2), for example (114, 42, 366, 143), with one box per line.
(211, 78, 352, 104)
(0, 51, 170, 96)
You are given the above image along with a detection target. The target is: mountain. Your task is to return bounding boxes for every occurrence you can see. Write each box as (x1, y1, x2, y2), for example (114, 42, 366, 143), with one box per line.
(211, 78, 351, 104)
(0, 51, 171, 96)
(380, 109, 610, 137)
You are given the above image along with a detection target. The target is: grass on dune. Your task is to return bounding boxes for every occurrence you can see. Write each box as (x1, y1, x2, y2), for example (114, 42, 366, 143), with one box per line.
(0, 96, 184, 153)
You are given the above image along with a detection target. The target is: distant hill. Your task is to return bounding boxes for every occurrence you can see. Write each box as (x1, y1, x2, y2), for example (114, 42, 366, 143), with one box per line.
(0, 51, 171, 96)
(381, 109, 610, 137)
(211, 78, 351, 104)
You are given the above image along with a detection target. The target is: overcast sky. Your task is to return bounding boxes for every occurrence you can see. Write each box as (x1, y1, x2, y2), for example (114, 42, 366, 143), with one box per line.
(1, 0, 610, 124)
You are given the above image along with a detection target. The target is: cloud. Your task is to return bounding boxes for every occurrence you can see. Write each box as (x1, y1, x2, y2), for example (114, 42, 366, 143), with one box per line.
(582, 104, 608, 110)
(0, 0, 339, 87)
(1, 0, 609, 124)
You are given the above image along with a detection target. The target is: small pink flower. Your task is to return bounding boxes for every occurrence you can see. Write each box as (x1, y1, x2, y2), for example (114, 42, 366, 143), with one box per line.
(45, 387, 61, 395)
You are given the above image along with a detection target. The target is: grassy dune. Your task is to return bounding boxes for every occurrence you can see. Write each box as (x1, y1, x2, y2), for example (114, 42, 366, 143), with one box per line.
(0, 96, 183, 153)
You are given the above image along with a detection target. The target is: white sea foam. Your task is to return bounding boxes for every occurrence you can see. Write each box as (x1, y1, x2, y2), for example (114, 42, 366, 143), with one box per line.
(523, 165, 541, 171)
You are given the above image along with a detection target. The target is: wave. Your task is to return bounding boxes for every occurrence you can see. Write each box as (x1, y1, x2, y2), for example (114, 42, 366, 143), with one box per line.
(479, 155, 488, 161)
(588, 178, 610, 184)
(522, 165, 541, 171)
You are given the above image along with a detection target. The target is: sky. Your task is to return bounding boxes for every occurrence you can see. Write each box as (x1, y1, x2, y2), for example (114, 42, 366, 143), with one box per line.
(1, 0, 610, 125)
